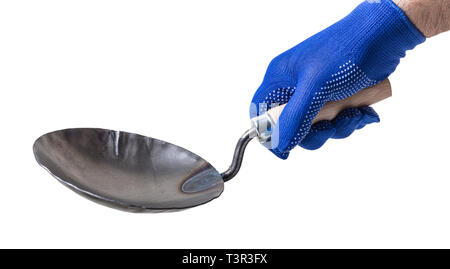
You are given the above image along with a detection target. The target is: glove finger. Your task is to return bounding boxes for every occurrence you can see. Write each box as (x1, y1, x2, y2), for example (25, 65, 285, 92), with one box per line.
(250, 84, 295, 118)
(332, 106, 379, 139)
(298, 106, 380, 150)
(298, 121, 336, 150)
(331, 107, 364, 139)
(355, 106, 380, 130)
(270, 70, 324, 155)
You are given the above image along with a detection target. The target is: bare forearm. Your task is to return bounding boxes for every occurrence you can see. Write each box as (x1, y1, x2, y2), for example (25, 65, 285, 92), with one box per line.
(393, 0, 450, 37)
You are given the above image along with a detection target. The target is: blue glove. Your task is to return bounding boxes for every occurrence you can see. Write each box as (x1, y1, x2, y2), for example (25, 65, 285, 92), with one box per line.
(250, 0, 425, 159)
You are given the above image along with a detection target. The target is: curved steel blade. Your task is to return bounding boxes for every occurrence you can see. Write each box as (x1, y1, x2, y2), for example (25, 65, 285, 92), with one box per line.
(33, 128, 224, 212)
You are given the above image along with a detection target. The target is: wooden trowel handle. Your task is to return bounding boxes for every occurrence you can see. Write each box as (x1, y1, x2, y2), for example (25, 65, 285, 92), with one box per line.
(267, 79, 392, 125)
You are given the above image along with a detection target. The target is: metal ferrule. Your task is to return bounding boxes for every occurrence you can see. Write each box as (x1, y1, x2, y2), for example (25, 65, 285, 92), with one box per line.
(250, 112, 275, 144)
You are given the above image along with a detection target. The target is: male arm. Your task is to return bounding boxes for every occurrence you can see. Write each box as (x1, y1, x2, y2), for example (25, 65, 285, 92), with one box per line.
(393, 0, 450, 37)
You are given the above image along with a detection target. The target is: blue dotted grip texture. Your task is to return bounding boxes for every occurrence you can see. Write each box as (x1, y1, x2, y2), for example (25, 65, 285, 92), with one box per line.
(250, 0, 425, 159)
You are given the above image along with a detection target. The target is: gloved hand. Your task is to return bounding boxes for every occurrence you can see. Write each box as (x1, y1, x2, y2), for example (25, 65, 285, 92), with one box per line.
(250, 0, 425, 159)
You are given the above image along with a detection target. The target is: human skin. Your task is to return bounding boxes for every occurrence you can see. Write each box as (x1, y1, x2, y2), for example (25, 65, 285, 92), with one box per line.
(393, 0, 450, 37)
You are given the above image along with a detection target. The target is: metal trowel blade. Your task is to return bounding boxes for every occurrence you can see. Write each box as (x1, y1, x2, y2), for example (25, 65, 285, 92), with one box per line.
(33, 128, 224, 212)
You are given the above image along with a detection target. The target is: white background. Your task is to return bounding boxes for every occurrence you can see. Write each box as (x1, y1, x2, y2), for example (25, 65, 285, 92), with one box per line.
(1, 0, 449, 248)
